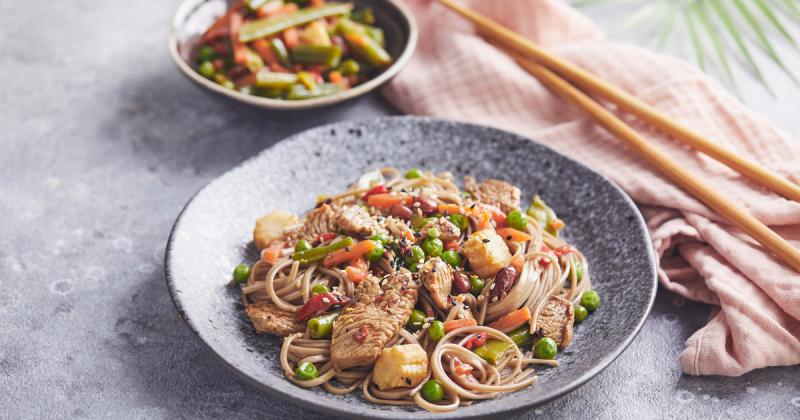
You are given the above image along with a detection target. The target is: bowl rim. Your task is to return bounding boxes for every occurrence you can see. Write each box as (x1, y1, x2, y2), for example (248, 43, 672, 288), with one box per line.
(167, 0, 418, 110)
(163, 116, 659, 419)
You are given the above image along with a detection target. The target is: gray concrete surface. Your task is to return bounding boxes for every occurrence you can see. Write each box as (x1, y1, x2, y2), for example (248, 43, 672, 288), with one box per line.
(1, 1, 798, 419)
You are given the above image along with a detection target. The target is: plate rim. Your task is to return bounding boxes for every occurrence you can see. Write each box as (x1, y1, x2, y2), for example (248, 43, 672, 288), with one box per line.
(164, 115, 658, 419)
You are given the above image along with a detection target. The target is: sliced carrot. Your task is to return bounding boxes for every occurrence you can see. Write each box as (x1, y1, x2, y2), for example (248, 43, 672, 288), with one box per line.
(201, 7, 238, 43)
(349, 256, 369, 271)
(443, 318, 477, 333)
(437, 204, 464, 215)
(444, 240, 460, 251)
(328, 70, 343, 83)
(549, 218, 566, 232)
(487, 307, 531, 333)
(475, 211, 492, 231)
(257, 1, 296, 18)
(251, 39, 278, 65)
(510, 253, 525, 273)
(323, 240, 377, 267)
(497, 228, 532, 243)
(262, 240, 285, 265)
(229, 11, 248, 65)
(345, 266, 368, 284)
(366, 193, 412, 209)
(310, 0, 326, 6)
(283, 27, 300, 49)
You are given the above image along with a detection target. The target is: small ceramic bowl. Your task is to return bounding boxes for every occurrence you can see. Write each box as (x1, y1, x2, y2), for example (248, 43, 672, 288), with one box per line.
(168, 0, 417, 110)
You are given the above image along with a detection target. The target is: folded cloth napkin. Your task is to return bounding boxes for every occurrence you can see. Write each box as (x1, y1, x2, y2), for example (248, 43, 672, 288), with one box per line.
(383, 0, 800, 376)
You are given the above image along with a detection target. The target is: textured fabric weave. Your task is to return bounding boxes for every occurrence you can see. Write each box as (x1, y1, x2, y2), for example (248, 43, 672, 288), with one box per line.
(383, 0, 800, 376)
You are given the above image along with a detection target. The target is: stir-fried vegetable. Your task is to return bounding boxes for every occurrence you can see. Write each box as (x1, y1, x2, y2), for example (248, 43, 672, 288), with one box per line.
(193, 2, 393, 101)
(487, 307, 531, 333)
(574, 304, 589, 324)
(443, 318, 477, 333)
(580, 290, 601, 312)
(295, 361, 319, 380)
(232, 263, 251, 284)
(533, 337, 558, 359)
(472, 339, 513, 365)
(296, 292, 350, 321)
(408, 309, 426, 330)
(239, 3, 354, 42)
(421, 379, 444, 402)
(307, 311, 339, 339)
(310, 283, 330, 296)
(507, 325, 534, 347)
(292, 237, 353, 264)
(527, 195, 565, 237)
(323, 239, 378, 267)
(440, 250, 462, 268)
(427, 320, 445, 341)
(469, 276, 485, 296)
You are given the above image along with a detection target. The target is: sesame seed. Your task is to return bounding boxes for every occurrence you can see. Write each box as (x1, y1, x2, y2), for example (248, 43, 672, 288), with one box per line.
(322, 297, 331, 304)
(506, 235, 512, 241)
(422, 322, 430, 329)
(490, 283, 496, 290)
(345, 246, 351, 252)
(491, 297, 498, 303)
(412, 202, 421, 208)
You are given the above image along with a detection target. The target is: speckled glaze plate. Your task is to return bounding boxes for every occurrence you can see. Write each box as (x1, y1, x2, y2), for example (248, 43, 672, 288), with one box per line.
(165, 116, 657, 419)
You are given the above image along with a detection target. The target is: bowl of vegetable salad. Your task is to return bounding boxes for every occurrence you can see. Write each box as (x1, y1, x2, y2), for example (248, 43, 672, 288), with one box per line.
(169, 0, 417, 110)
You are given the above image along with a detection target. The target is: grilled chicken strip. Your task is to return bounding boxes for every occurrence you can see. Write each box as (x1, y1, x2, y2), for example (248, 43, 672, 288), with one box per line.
(464, 176, 521, 214)
(537, 296, 575, 348)
(419, 257, 453, 311)
(245, 302, 305, 337)
(330, 271, 418, 370)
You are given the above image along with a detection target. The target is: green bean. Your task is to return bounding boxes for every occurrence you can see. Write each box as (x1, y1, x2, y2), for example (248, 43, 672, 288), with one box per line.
(363, 25, 384, 47)
(198, 61, 215, 78)
(290, 45, 343, 68)
(198, 46, 215, 61)
(285, 83, 343, 100)
(472, 339, 513, 365)
(307, 312, 338, 339)
(507, 325, 534, 347)
(336, 19, 392, 68)
(350, 7, 376, 25)
(291, 237, 353, 263)
(255, 71, 298, 89)
(240, 3, 354, 42)
(337, 59, 361, 75)
(269, 38, 292, 68)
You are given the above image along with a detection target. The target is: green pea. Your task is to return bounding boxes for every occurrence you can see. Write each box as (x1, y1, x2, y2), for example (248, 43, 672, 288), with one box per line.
(338, 58, 360, 75)
(232, 263, 251, 284)
(421, 237, 443, 258)
(198, 60, 215, 78)
(404, 246, 425, 269)
(364, 241, 385, 263)
(533, 337, 558, 359)
(198, 45, 216, 61)
(421, 379, 444, 403)
(426, 227, 440, 239)
(408, 309, 426, 330)
(440, 250, 462, 268)
(447, 214, 468, 230)
(470, 276, 485, 296)
(295, 361, 319, 380)
(294, 240, 312, 252)
(574, 304, 588, 324)
(580, 290, 601, 312)
(369, 232, 392, 246)
(507, 210, 528, 231)
(428, 320, 445, 341)
(405, 168, 422, 179)
(311, 283, 330, 296)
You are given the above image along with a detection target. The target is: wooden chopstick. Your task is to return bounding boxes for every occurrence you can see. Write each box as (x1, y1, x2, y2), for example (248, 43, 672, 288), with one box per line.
(437, 0, 800, 203)
(435, 0, 800, 271)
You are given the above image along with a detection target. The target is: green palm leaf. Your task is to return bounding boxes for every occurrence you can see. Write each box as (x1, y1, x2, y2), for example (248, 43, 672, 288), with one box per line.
(572, 0, 800, 94)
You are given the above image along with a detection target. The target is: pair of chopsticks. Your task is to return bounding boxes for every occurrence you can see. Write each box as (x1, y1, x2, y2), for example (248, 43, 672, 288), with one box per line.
(437, 0, 800, 272)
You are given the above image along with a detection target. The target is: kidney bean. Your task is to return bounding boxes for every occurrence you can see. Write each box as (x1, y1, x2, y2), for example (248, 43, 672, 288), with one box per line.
(453, 272, 471, 295)
(415, 197, 438, 214)
(490, 267, 517, 302)
(389, 204, 413, 219)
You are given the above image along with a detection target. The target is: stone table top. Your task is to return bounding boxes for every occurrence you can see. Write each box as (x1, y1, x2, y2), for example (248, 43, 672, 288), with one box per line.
(1, 1, 798, 418)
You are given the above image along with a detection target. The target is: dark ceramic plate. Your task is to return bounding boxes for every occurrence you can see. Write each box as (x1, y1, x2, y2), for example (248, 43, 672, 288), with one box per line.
(165, 117, 657, 419)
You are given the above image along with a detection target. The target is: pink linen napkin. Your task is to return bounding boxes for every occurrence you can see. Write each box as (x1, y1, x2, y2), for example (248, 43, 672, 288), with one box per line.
(383, 0, 800, 376)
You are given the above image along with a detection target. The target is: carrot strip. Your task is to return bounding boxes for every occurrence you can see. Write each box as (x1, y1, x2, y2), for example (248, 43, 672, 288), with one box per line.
(444, 240, 460, 251)
(283, 27, 300, 49)
(444, 318, 477, 333)
(475, 211, 492, 230)
(345, 266, 368, 284)
(323, 240, 377, 267)
(262, 240, 285, 265)
(437, 203, 465, 215)
(366, 193, 412, 209)
(487, 307, 531, 333)
(229, 11, 248, 65)
(251, 39, 278, 65)
(497, 228, 532, 243)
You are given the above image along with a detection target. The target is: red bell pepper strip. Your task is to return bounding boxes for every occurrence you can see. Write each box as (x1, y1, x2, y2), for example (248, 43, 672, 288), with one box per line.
(296, 292, 350, 321)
